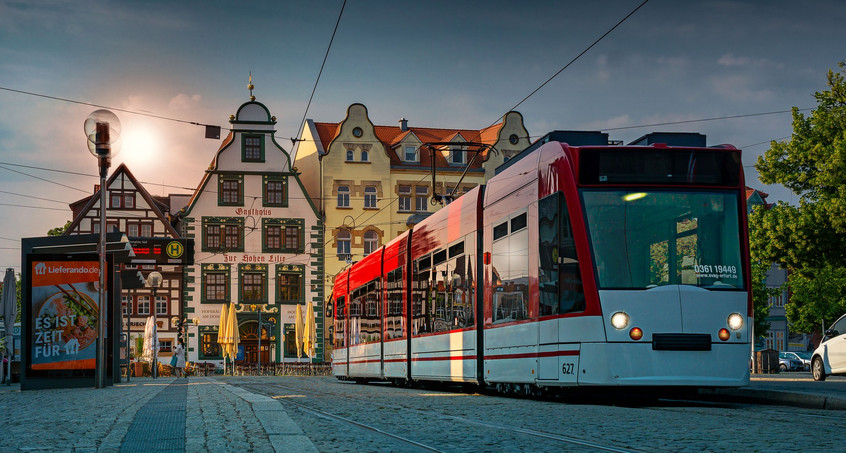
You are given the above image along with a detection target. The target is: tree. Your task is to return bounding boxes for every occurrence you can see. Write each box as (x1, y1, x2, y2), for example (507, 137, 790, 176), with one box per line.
(753, 61, 846, 332)
(47, 220, 72, 237)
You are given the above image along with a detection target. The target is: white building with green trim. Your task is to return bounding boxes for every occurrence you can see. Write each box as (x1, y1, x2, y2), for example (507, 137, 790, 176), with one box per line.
(178, 91, 323, 365)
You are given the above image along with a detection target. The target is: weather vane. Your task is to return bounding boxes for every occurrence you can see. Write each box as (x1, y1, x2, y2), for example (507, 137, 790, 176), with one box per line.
(248, 72, 255, 101)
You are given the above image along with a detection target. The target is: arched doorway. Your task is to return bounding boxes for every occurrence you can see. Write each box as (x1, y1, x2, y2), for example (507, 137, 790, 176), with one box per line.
(239, 320, 272, 363)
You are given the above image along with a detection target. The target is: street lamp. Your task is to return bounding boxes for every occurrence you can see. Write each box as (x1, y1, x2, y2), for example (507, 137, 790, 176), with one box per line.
(145, 271, 162, 378)
(84, 110, 120, 389)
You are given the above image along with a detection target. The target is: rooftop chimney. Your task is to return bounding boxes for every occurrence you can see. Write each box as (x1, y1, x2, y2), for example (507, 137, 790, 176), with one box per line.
(399, 118, 408, 131)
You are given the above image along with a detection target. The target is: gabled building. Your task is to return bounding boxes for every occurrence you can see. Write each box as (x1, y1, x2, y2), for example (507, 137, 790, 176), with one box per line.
(293, 103, 530, 358)
(178, 88, 323, 365)
(64, 163, 189, 361)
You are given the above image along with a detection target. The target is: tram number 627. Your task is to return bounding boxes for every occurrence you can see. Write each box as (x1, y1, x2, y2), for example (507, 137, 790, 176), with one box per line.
(562, 363, 575, 375)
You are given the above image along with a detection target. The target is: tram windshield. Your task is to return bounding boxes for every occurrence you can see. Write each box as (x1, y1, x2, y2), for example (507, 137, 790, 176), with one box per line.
(581, 190, 744, 290)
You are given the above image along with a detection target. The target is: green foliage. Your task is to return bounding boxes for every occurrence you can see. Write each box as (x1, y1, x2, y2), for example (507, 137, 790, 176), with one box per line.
(753, 61, 846, 333)
(749, 257, 773, 339)
(46, 220, 72, 237)
(785, 265, 846, 333)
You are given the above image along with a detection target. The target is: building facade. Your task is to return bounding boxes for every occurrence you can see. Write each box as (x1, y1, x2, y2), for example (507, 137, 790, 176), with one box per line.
(293, 103, 530, 358)
(64, 163, 188, 364)
(179, 92, 323, 365)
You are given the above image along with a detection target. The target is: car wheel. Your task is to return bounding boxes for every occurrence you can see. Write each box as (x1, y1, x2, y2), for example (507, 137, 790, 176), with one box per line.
(812, 357, 826, 382)
(779, 363, 787, 372)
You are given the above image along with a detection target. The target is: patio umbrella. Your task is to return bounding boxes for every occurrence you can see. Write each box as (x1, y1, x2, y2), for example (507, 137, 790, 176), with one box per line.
(1, 268, 16, 384)
(143, 315, 158, 370)
(226, 302, 239, 374)
(295, 304, 304, 359)
(217, 303, 229, 373)
(303, 302, 316, 359)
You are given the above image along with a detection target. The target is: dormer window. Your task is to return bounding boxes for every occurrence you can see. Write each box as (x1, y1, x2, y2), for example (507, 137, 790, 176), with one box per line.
(361, 150, 369, 162)
(404, 146, 418, 162)
(450, 147, 465, 165)
(346, 150, 354, 161)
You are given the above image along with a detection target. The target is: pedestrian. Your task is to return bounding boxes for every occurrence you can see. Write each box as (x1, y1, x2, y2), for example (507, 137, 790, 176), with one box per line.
(173, 338, 186, 378)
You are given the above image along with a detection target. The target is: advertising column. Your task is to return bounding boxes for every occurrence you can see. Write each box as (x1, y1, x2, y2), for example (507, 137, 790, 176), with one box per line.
(30, 260, 100, 371)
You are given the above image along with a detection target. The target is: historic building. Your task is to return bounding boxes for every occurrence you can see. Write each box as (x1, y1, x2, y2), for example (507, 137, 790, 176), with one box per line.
(292, 103, 530, 358)
(178, 88, 323, 365)
(64, 163, 189, 363)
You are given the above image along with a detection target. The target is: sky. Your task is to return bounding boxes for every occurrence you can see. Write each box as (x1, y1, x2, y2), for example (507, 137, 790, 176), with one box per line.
(1, 0, 845, 272)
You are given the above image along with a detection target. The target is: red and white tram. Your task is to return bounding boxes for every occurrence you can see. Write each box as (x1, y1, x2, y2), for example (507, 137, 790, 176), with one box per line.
(332, 137, 751, 391)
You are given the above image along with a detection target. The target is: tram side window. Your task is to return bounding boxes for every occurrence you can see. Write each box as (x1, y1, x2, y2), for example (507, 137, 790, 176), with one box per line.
(333, 296, 346, 349)
(360, 279, 381, 343)
(492, 213, 530, 323)
(386, 268, 405, 339)
(413, 256, 432, 335)
(349, 292, 363, 346)
(538, 192, 585, 315)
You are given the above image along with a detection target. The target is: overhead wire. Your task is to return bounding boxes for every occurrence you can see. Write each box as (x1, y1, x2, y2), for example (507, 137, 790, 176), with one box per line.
(488, 0, 650, 130)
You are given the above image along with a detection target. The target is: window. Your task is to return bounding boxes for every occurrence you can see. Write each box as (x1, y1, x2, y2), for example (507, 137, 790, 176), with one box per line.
(337, 186, 350, 208)
(582, 190, 745, 290)
(109, 192, 135, 209)
(110, 193, 121, 208)
(263, 219, 304, 253)
(264, 176, 287, 206)
(127, 223, 139, 237)
(205, 272, 227, 302)
(155, 295, 168, 316)
(140, 224, 152, 237)
(361, 150, 369, 162)
(137, 296, 150, 315)
(538, 192, 585, 317)
(398, 186, 412, 212)
(159, 339, 173, 353)
(277, 269, 303, 303)
(404, 146, 417, 162)
(415, 186, 428, 212)
(364, 186, 377, 209)
(239, 264, 268, 303)
(284, 226, 299, 250)
(124, 194, 135, 209)
(346, 150, 354, 161)
(199, 330, 221, 359)
(337, 230, 351, 258)
(218, 175, 243, 206)
(242, 273, 264, 302)
(364, 231, 378, 255)
(450, 148, 464, 165)
(203, 218, 244, 252)
(201, 264, 230, 303)
(242, 135, 264, 162)
(266, 226, 281, 250)
(122, 296, 131, 315)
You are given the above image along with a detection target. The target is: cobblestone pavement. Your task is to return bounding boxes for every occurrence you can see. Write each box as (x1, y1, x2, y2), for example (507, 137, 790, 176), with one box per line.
(236, 376, 846, 453)
(0, 374, 843, 452)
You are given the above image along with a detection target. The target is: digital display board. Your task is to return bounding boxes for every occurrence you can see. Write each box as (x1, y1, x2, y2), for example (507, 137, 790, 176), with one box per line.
(129, 238, 194, 265)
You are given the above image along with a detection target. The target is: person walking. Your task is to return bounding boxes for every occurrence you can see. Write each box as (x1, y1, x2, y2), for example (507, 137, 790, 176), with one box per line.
(173, 338, 187, 378)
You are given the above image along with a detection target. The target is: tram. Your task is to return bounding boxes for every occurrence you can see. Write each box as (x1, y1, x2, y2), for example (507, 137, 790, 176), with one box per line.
(332, 136, 752, 392)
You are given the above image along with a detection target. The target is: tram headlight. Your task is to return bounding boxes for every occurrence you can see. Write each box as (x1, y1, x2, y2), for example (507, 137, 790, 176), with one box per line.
(727, 313, 744, 331)
(610, 311, 630, 330)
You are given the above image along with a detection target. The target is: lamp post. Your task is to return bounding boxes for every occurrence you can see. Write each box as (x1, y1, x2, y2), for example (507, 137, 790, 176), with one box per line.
(84, 110, 120, 389)
(145, 271, 163, 378)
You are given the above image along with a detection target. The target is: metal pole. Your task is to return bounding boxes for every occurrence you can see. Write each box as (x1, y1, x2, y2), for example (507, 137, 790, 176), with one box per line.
(96, 155, 107, 389)
(257, 307, 262, 375)
(125, 290, 132, 382)
(152, 287, 158, 379)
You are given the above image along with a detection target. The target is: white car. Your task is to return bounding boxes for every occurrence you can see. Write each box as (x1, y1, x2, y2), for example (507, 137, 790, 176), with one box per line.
(811, 313, 846, 381)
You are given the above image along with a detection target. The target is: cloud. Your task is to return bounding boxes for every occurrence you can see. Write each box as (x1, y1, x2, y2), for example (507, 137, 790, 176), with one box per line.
(710, 75, 775, 102)
(168, 93, 202, 111)
(717, 53, 782, 69)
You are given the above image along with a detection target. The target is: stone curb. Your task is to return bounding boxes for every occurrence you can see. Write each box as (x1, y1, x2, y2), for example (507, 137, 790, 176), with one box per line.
(699, 388, 846, 410)
(220, 382, 319, 452)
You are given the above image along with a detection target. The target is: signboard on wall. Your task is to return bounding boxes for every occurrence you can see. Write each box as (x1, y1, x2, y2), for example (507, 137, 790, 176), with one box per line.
(29, 260, 100, 371)
(128, 238, 194, 265)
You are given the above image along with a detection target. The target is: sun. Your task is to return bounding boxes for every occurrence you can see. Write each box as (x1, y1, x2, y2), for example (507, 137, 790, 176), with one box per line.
(115, 120, 162, 172)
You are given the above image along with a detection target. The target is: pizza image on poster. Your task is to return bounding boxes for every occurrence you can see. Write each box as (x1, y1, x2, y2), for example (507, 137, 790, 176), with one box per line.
(30, 261, 100, 370)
